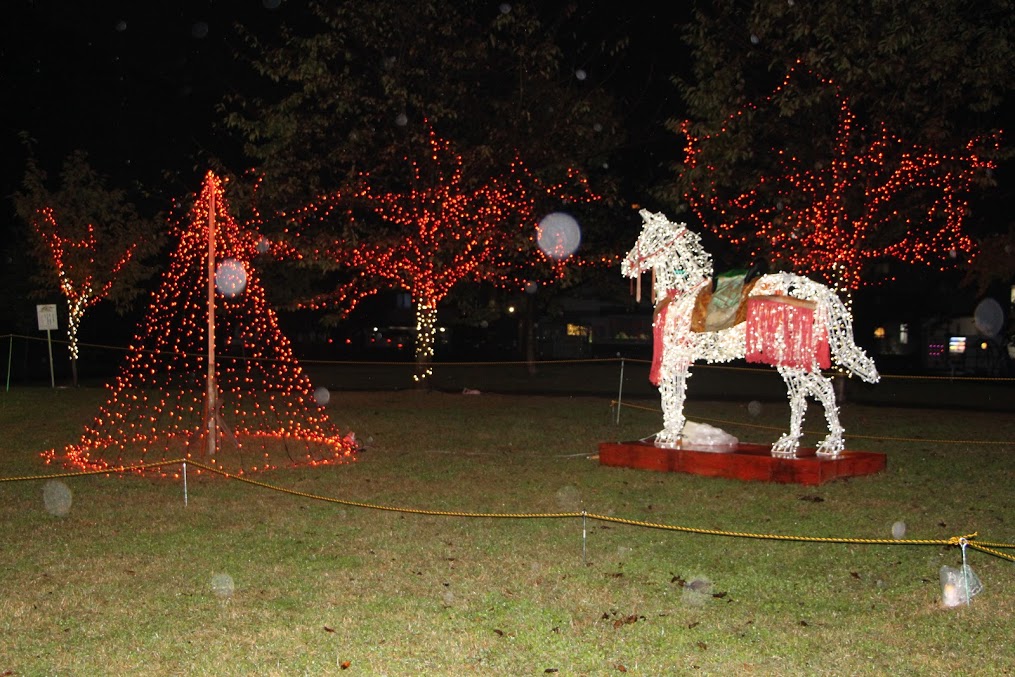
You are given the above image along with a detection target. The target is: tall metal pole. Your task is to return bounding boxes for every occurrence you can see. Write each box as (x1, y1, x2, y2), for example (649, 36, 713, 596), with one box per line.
(615, 357, 625, 424)
(205, 185, 218, 456)
(46, 329, 55, 388)
(5, 334, 12, 392)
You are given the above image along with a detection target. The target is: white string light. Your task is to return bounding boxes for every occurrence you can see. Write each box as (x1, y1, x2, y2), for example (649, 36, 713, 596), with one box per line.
(622, 210, 879, 457)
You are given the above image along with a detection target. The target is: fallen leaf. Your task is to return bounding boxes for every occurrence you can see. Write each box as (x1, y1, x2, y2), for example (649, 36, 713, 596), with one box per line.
(613, 614, 639, 629)
(544, 669, 559, 674)
(671, 574, 686, 586)
(799, 620, 809, 626)
(616, 665, 628, 673)
(850, 572, 861, 579)
(340, 661, 351, 669)
(493, 629, 504, 637)
(697, 641, 708, 650)
(799, 495, 825, 502)
(323, 626, 335, 633)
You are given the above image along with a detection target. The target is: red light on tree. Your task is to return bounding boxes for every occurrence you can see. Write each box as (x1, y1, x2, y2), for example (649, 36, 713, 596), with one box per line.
(680, 62, 998, 292)
(32, 209, 137, 380)
(15, 150, 162, 386)
(43, 172, 357, 476)
(289, 128, 600, 384)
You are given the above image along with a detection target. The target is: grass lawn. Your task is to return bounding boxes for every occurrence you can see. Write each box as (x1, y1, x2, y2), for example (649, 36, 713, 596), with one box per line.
(1, 385, 1014, 675)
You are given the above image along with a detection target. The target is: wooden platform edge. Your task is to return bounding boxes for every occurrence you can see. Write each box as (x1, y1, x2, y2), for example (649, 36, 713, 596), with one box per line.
(597, 440, 886, 486)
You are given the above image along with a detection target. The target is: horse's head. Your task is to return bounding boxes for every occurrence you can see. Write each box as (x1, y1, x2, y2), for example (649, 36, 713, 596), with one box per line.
(621, 210, 712, 300)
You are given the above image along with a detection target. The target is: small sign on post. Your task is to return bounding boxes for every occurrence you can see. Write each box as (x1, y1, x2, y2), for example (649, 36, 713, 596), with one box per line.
(37, 304, 58, 388)
(37, 304, 58, 331)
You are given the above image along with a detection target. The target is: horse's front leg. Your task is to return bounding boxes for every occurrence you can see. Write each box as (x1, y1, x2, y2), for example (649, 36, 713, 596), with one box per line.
(772, 366, 806, 457)
(655, 364, 690, 448)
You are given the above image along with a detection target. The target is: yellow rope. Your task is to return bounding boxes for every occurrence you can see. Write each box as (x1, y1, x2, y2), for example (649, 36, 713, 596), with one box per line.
(0, 459, 185, 482)
(5, 459, 1012, 558)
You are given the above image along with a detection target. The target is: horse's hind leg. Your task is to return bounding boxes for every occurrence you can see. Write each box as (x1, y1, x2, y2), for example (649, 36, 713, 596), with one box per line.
(772, 366, 806, 456)
(655, 368, 689, 448)
(812, 372, 845, 457)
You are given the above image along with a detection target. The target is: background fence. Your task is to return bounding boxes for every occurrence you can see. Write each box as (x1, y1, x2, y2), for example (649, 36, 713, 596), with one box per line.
(4, 332, 1013, 412)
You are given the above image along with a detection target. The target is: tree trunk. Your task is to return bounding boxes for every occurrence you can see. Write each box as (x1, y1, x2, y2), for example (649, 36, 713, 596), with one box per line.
(414, 300, 437, 389)
(524, 293, 537, 375)
(68, 308, 82, 388)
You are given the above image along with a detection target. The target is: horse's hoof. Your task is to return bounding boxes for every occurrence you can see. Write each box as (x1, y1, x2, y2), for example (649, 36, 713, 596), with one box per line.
(653, 431, 682, 449)
(771, 436, 800, 457)
(816, 438, 844, 457)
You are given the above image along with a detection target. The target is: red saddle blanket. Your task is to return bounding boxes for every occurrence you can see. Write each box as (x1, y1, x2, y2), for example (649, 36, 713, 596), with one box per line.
(745, 295, 830, 370)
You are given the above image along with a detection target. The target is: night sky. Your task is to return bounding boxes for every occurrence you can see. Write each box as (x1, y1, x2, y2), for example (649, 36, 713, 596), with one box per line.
(2, 0, 293, 197)
(1, 1, 687, 335)
(2, 1, 686, 203)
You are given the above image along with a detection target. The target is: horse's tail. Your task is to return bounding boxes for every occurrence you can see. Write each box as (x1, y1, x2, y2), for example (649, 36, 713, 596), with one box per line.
(818, 287, 880, 384)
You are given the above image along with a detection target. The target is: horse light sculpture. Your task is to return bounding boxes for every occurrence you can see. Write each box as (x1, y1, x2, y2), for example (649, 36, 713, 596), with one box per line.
(621, 210, 879, 457)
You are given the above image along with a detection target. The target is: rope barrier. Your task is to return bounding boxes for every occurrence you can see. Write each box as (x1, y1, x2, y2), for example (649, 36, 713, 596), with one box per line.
(3, 458, 1013, 563)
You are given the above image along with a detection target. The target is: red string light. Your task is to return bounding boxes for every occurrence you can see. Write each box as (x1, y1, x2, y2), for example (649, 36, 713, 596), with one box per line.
(43, 172, 358, 476)
(286, 127, 601, 383)
(680, 61, 999, 291)
(32, 208, 138, 361)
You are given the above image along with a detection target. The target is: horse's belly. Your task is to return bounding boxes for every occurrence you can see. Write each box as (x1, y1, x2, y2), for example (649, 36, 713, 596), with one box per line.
(691, 323, 746, 364)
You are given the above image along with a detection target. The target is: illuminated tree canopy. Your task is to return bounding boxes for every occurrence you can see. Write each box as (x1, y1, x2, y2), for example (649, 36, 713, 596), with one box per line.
(14, 150, 163, 385)
(667, 0, 1011, 290)
(223, 0, 624, 213)
(677, 0, 1013, 150)
(679, 64, 999, 290)
(287, 129, 601, 383)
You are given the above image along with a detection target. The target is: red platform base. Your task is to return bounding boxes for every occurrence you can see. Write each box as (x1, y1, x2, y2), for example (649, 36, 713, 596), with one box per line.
(598, 440, 886, 486)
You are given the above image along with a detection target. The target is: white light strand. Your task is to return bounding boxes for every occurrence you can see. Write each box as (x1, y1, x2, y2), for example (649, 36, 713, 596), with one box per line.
(622, 210, 879, 457)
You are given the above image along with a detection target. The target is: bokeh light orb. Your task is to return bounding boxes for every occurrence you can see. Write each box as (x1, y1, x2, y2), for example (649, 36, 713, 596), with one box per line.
(891, 521, 906, 539)
(747, 400, 763, 417)
(256, 237, 270, 254)
(680, 576, 713, 607)
(43, 480, 73, 517)
(211, 573, 235, 599)
(537, 212, 581, 260)
(215, 259, 247, 297)
(554, 484, 581, 511)
(314, 387, 331, 407)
